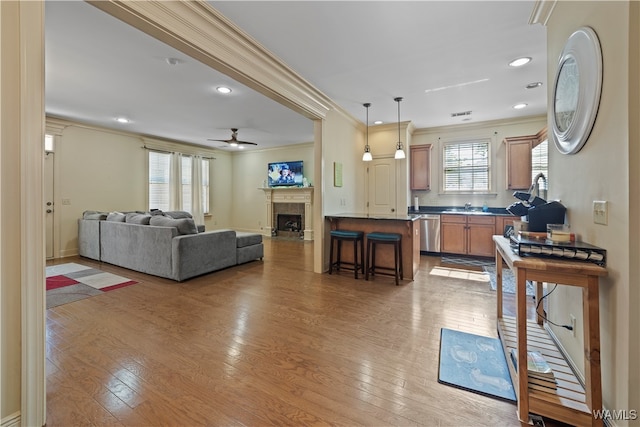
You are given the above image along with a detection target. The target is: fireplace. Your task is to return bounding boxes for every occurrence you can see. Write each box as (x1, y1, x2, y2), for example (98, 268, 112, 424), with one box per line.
(261, 187, 314, 240)
(273, 203, 304, 238)
(277, 214, 302, 236)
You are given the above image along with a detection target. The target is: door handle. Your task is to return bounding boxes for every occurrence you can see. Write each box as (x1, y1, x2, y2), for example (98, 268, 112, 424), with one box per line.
(46, 202, 52, 206)
(46, 209, 52, 213)
(391, 208, 395, 212)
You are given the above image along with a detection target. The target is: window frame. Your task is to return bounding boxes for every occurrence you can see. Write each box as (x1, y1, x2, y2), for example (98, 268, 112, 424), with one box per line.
(441, 138, 492, 194)
(147, 150, 211, 215)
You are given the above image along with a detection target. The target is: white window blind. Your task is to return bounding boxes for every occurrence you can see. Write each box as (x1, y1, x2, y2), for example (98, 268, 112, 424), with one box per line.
(181, 156, 192, 213)
(148, 151, 210, 214)
(149, 151, 170, 211)
(531, 140, 548, 191)
(202, 160, 210, 214)
(443, 140, 490, 193)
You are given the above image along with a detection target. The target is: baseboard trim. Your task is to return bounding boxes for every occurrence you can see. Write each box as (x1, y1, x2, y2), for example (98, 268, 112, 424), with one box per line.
(1, 412, 20, 427)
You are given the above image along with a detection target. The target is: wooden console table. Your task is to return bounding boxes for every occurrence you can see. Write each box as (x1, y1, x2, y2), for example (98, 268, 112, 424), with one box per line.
(493, 236, 607, 426)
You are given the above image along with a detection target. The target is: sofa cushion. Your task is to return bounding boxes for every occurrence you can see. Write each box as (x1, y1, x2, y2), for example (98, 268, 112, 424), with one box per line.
(106, 211, 126, 222)
(125, 213, 152, 225)
(164, 210, 193, 219)
(149, 216, 198, 235)
(235, 232, 263, 248)
(82, 210, 108, 220)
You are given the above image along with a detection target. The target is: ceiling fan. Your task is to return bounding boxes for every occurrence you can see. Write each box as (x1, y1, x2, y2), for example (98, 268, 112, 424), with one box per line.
(207, 128, 257, 147)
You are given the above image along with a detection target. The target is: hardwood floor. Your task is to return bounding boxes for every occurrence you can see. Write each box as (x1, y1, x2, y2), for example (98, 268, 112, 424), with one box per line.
(46, 239, 550, 426)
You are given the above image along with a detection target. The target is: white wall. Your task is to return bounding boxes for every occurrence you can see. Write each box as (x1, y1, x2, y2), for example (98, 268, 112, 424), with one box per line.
(50, 122, 231, 257)
(546, 2, 636, 421)
(410, 116, 547, 209)
(230, 142, 314, 233)
(321, 109, 364, 215)
(1, 1, 24, 418)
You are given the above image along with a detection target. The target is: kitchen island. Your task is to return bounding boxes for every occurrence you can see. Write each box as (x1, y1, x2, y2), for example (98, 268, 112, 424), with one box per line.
(325, 213, 421, 280)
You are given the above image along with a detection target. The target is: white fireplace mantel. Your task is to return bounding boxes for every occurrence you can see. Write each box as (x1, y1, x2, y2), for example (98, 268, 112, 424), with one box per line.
(260, 187, 314, 240)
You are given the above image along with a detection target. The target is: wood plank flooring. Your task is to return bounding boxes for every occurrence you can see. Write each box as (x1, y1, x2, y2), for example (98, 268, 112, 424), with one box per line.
(46, 239, 558, 426)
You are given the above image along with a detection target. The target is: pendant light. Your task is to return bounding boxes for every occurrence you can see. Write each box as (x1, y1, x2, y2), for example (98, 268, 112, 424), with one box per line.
(362, 103, 372, 161)
(394, 97, 406, 159)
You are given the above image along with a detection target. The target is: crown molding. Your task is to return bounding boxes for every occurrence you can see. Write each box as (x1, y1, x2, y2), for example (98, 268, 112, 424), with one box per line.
(87, 1, 336, 122)
(412, 114, 547, 136)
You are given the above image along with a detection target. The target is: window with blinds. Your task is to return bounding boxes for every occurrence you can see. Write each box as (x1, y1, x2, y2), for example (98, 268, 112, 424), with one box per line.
(181, 156, 192, 213)
(531, 139, 548, 191)
(149, 151, 170, 211)
(443, 140, 491, 193)
(148, 151, 210, 214)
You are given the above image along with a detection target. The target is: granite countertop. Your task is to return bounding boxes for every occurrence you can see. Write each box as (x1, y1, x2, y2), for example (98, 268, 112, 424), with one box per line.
(408, 206, 515, 216)
(326, 213, 421, 221)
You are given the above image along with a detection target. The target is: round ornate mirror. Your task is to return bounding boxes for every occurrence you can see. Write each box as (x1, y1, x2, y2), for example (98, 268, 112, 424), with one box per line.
(551, 27, 602, 155)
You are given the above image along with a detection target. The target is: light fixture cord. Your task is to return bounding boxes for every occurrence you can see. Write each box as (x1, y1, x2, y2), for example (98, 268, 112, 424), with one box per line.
(366, 104, 369, 147)
(363, 102, 371, 150)
(395, 97, 403, 147)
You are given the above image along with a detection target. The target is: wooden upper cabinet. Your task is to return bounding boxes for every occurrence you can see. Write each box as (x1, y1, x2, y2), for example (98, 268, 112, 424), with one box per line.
(504, 136, 533, 190)
(410, 144, 432, 190)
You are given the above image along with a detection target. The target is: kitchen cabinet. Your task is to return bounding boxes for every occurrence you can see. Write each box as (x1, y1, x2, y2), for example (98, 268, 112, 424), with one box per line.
(410, 144, 432, 190)
(441, 214, 496, 257)
(495, 214, 517, 236)
(504, 136, 533, 190)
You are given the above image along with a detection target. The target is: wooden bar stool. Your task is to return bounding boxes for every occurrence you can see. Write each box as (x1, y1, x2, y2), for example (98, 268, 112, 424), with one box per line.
(329, 230, 365, 279)
(365, 232, 403, 285)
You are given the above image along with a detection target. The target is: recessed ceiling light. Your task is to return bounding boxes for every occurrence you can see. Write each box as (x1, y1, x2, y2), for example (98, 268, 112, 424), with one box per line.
(216, 86, 232, 94)
(374, 120, 383, 125)
(115, 117, 130, 124)
(165, 57, 181, 66)
(526, 82, 543, 89)
(513, 103, 528, 110)
(509, 57, 532, 67)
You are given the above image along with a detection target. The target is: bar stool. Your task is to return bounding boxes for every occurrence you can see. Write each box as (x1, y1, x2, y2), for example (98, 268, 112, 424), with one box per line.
(365, 232, 403, 285)
(329, 230, 365, 279)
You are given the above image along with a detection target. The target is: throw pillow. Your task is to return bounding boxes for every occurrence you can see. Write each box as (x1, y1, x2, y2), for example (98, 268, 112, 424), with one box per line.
(106, 211, 126, 222)
(125, 213, 151, 225)
(149, 209, 166, 216)
(149, 216, 198, 235)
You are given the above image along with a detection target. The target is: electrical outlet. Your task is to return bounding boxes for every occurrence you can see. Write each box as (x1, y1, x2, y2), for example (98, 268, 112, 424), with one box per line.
(593, 200, 608, 225)
(570, 314, 576, 337)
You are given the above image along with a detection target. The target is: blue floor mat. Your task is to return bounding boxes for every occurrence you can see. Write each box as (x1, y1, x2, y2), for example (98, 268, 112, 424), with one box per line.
(438, 328, 516, 402)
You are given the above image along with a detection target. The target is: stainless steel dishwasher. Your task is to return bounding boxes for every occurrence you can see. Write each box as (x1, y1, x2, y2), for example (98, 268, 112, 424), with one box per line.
(420, 214, 441, 253)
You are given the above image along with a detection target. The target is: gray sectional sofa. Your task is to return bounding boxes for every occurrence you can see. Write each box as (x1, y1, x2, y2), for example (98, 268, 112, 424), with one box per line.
(78, 210, 263, 281)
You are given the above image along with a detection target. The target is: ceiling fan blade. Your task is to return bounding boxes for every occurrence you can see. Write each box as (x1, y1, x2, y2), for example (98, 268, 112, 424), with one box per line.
(237, 140, 258, 145)
(207, 139, 230, 143)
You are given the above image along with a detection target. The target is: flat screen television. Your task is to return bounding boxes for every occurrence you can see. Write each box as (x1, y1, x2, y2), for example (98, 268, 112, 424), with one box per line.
(267, 160, 304, 187)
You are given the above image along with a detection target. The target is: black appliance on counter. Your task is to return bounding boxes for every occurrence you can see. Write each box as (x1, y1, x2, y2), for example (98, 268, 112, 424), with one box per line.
(507, 194, 566, 232)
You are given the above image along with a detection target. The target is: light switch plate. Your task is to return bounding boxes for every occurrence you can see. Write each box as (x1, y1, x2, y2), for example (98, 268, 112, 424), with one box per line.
(593, 200, 608, 225)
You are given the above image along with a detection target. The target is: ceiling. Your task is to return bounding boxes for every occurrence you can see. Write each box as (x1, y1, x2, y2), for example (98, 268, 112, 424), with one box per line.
(45, 1, 547, 152)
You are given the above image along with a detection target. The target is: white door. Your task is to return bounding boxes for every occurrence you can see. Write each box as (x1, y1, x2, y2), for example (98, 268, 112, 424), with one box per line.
(45, 152, 55, 259)
(367, 157, 396, 215)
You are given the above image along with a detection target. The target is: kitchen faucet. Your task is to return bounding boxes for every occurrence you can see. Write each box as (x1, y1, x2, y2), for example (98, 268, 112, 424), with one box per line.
(464, 202, 472, 211)
(529, 173, 548, 201)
